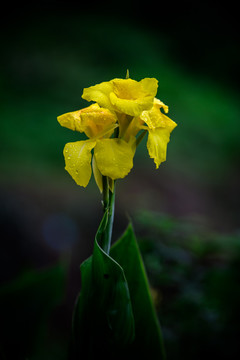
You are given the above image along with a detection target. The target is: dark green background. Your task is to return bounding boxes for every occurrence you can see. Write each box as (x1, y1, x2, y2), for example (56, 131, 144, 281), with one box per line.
(1, 1, 239, 359)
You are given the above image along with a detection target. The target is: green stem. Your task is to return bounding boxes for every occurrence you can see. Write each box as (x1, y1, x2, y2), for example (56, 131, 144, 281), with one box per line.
(102, 176, 115, 254)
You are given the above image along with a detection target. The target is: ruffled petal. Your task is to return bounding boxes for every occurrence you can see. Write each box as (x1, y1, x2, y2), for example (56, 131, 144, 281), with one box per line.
(111, 78, 158, 100)
(141, 104, 177, 131)
(94, 138, 135, 180)
(64, 140, 96, 187)
(140, 106, 161, 130)
(109, 78, 158, 116)
(82, 82, 114, 111)
(147, 128, 172, 169)
(160, 113, 177, 131)
(57, 110, 82, 132)
(139, 78, 159, 97)
(109, 92, 154, 117)
(80, 103, 117, 138)
(57, 103, 118, 139)
(154, 98, 169, 113)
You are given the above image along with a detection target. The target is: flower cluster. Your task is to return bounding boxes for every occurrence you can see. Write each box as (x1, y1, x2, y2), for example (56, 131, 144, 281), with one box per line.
(57, 76, 177, 191)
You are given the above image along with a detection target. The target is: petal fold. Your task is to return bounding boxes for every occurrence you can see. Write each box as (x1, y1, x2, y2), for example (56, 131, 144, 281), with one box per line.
(141, 104, 177, 131)
(109, 78, 158, 116)
(109, 92, 154, 117)
(82, 82, 114, 111)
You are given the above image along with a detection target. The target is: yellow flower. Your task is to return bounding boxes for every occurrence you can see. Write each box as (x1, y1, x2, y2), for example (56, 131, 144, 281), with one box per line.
(82, 77, 158, 117)
(57, 103, 136, 190)
(57, 75, 177, 191)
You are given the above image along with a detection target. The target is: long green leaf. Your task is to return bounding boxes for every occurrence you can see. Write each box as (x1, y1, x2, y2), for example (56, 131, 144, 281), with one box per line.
(72, 212, 135, 358)
(110, 224, 166, 358)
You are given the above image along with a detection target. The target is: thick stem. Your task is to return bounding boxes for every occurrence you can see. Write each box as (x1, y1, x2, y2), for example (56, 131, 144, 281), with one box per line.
(101, 176, 115, 254)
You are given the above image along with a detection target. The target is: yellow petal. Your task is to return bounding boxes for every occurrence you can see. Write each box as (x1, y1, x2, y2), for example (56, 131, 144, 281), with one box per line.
(147, 128, 172, 169)
(80, 103, 117, 138)
(57, 110, 82, 132)
(110, 92, 154, 117)
(154, 98, 169, 113)
(109, 78, 158, 116)
(111, 78, 158, 100)
(108, 178, 115, 193)
(82, 82, 114, 111)
(64, 140, 96, 187)
(94, 139, 135, 180)
(160, 113, 177, 131)
(111, 78, 145, 99)
(92, 154, 103, 193)
(58, 104, 118, 139)
(140, 106, 160, 130)
(141, 105, 177, 131)
(139, 78, 159, 97)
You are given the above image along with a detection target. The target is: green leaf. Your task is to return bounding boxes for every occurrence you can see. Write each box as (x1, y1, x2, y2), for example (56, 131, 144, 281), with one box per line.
(110, 224, 166, 358)
(92, 211, 135, 346)
(72, 218, 165, 358)
(72, 212, 135, 358)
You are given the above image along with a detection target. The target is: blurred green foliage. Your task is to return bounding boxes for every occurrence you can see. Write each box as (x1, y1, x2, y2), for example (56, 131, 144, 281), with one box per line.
(135, 211, 240, 360)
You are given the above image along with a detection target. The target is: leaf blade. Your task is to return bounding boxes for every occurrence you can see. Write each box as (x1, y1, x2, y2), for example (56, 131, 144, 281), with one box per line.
(110, 224, 166, 358)
(72, 212, 135, 357)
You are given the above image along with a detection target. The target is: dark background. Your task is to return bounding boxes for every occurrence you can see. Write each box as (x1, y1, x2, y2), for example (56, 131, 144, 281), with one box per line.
(1, 1, 239, 359)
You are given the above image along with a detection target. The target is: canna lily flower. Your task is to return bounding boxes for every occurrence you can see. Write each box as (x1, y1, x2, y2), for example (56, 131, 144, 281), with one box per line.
(57, 103, 136, 190)
(57, 75, 177, 191)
